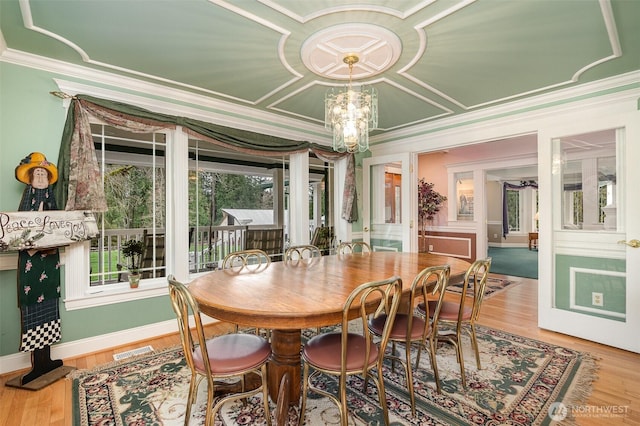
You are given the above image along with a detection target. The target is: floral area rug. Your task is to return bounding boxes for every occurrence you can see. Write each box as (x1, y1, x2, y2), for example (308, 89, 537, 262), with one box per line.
(72, 325, 597, 425)
(446, 275, 520, 299)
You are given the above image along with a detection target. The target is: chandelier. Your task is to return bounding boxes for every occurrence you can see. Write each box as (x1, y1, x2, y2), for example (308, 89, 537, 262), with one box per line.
(325, 54, 378, 153)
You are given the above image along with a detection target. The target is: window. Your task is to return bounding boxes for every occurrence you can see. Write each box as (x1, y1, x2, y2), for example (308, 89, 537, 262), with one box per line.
(384, 171, 401, 224)
(188, 139, 282, 272)
(57, 84, 342, 311)
(455, 172, 474, 221)
(90, 124, 167, 289)
(506, 188, 521, 232)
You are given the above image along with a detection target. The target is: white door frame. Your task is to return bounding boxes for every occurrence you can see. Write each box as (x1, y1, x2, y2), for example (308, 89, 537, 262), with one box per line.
(363, 153, 413, 252)
(537, 104, 640, 353)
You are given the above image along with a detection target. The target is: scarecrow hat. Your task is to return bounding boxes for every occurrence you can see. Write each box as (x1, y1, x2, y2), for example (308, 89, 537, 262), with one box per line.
(15, 152, 58, 185)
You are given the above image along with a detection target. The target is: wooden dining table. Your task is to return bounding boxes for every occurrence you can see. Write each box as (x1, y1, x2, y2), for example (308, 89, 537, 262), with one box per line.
(188, 251, 470, 404)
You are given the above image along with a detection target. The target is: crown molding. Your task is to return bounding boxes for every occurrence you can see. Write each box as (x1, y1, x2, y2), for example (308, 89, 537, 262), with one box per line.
(1, 48, 330, 145)
(373, 70, 640, 148)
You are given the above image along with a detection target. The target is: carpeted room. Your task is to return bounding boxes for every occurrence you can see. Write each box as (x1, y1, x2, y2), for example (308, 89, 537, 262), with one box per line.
(71, 319, 596, 425)
(488, 246, 538, 279)
(68, 262, 601, 426)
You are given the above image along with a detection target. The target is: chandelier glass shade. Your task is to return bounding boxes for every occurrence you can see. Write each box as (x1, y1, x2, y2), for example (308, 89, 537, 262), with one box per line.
(325, 55, 378, 153)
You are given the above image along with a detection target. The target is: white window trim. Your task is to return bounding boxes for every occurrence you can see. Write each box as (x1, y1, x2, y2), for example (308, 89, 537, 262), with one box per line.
(54, 80, 333, 310)
(506, 187, 522, 233)
(64, 245, 169, 310)
(65, 125, 179, 310)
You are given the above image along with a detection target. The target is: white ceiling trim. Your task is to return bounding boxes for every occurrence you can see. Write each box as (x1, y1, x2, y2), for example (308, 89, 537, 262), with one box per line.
(52, 77, 329, 144)
(19, 0, 90, 61)
(414, 0, 477, 29)
(19, 0, 297, 107)
(257, 0, 434, 22)
(397, 0, 623, 113)
(400, 72, 469, 110)
(209, 0, 290, 34)
(0, 25, 6, 52)
(600, 0, 622, 57)
(371, 70, 640, 148)
(459, 0, 622, 110)
(468, 0, 622, 109)
(397, 0, 478, 110)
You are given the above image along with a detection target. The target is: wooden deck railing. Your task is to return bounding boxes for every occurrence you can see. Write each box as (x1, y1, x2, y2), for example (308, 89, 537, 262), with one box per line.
(90, 225, 286, 286)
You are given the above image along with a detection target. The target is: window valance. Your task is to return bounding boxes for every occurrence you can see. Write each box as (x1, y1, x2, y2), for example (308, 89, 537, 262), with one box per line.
(54, 95, 357, 221)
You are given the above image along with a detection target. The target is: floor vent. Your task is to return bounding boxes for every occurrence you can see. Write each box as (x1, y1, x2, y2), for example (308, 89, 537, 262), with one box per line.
(113, 345, 154, 361)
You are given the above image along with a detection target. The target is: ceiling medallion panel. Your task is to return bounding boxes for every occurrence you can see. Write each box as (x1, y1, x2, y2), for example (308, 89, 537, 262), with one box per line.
(301, 24, 402, 80)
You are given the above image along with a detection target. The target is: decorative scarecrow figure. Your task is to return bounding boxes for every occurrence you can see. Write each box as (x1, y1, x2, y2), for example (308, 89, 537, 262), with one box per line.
(14, 152, 63, 384)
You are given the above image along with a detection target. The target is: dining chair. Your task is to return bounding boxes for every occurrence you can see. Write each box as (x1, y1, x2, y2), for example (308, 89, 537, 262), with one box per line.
(336, 241, 372, 254)
(310, 226, 335, 255)
(284, 244, 322, 261)
(284, 244, 323, 334)
(417, 257, 492, 388)
(221, 249, 272, 336)
(167, 276, 272, 426)
(222, 248, 271, 272)
(244, 228, 284, 262)
(299, 276, 403, 426)
(140, 229, 165, 279)
(368, 265, 450, 413)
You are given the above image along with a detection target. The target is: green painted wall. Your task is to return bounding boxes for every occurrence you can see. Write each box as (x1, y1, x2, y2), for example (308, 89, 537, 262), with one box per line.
(370, 239, 402, 251)
(555, 254, 626, 322)
(0, 63, 175, 357)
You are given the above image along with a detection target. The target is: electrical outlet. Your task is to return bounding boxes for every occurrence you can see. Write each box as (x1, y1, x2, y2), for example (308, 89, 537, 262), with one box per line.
(428, 245, 434, 252)
(592, 292, 603, 307)
(493, 233, 498, 238)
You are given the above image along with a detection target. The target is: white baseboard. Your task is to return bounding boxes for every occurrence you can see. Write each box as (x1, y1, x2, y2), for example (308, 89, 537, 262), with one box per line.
(0, 315, 218, 375)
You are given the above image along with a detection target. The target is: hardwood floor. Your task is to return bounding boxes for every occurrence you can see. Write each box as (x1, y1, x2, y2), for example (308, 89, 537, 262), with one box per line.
(1, 275, 638, 425)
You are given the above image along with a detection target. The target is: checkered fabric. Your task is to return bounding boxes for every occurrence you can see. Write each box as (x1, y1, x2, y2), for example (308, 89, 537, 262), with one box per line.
(20, 299, 61, 352)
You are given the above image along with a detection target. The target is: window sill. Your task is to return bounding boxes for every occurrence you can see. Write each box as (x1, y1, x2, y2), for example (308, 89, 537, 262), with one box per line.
(64, 278, 168, 311)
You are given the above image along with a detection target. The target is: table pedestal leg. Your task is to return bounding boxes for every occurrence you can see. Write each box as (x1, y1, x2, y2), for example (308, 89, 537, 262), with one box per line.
(268, 329, 301, 405)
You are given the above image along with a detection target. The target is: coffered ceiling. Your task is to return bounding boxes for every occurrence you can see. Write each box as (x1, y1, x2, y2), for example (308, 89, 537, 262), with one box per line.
(1, 0, 638, 140)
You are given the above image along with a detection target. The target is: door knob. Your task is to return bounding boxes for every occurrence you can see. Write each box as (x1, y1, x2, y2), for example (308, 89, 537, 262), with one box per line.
(363, 227, 369, 232)
(618, 239, 640, 248)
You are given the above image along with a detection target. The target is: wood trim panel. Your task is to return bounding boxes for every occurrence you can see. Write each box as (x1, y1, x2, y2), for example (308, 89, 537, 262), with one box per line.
(420, 231, 476, 261)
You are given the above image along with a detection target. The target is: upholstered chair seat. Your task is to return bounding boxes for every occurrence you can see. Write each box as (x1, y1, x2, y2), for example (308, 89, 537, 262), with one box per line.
(299, 276, 403, 426)
(303, 333, 379, 371)
(418, 299, 472, 321)
(415, 258, 492, 389)
(368, 265, 450, 413)
(192, 334, 271, 374)
(168, 276, 272, 426)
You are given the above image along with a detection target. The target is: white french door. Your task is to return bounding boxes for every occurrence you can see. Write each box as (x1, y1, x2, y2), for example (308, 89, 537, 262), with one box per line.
(362, 153, 413, 252)
(539, 124, 640, 353)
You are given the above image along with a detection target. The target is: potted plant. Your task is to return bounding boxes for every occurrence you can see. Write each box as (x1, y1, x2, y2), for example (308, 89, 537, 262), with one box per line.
(122, 238, 145, 288)
(418, 179, 447, 252)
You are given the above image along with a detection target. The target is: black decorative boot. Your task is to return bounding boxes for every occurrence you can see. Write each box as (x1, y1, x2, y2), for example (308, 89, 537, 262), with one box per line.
(21, 345, 64, 385)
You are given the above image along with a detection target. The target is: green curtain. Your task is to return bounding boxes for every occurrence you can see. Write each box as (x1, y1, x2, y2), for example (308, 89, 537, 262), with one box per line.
(54, 95, 357, 219)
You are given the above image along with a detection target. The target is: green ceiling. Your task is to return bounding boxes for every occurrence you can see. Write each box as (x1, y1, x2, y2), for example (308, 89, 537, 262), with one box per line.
(1, 0, 638, 136)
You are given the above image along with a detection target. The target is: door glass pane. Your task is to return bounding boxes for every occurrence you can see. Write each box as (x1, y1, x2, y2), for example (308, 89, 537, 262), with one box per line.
(371, 163, 402, 224)
(370, 162, 402, 251)
(558, 129, 617, 231)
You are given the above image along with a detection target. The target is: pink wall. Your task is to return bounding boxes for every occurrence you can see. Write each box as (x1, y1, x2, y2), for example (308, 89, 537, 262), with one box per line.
(417, 152, 449, 227)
